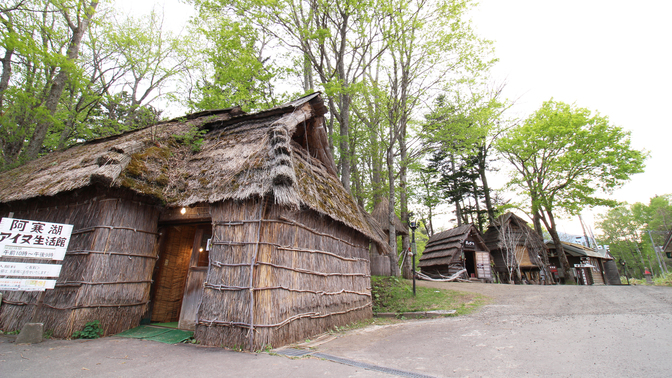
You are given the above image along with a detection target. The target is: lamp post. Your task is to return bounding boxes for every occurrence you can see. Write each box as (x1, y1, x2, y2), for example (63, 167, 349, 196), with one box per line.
(409, 218, 418, 296)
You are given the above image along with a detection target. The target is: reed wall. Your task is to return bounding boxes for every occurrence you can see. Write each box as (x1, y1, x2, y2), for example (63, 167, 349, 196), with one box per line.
(0, 188, 160, 337)
(195, 197, 372, 350)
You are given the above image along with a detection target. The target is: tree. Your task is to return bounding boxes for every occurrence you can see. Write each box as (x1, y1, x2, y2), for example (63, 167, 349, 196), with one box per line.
(597, 194, 672, 278)
(23, 0, 99, 161)
(422, 84, 508, 233)
(497, 100, 647, 283)
(183, 2, 290, 112)
(1, 1, 192, 168)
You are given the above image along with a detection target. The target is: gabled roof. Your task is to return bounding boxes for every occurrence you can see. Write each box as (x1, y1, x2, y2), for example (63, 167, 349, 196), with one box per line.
(418, 224, 488, 268)
(483, 212, 547, 267)
(663, 230, 672, 255)
(546, 241, 614, 259)
(0, 93, 387, 252)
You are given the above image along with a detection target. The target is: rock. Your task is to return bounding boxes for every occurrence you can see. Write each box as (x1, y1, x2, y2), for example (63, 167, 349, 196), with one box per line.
(15, 323, 43, 344)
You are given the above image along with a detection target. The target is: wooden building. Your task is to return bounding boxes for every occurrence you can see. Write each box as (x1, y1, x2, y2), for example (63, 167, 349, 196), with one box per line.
(483, 213, 549, 284)
(546, 241, 615, 285)
(418, 224, 492, 282)
(0, 93, 388, 350)
(369, 197, 408, 276)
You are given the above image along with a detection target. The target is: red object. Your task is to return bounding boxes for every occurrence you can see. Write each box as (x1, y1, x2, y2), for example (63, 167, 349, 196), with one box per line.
(645, 269, 651, 275)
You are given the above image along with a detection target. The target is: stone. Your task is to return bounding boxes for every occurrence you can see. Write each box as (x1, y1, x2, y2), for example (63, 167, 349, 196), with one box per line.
(15, 323, 43, 344)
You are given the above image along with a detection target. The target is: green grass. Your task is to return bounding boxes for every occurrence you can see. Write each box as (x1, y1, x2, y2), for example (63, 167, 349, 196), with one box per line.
(622, 272, 672, 286)
(371, 276, 488, 316)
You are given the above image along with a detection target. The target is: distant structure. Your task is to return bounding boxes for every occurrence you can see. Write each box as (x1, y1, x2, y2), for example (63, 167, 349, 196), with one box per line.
(483, 213, 550, 284)
(419, 224, 492, 282)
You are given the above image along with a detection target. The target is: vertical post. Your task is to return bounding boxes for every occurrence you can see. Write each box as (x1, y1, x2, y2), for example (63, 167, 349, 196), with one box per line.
(412, 227, 416, 297)
(408, 218, 418, 297)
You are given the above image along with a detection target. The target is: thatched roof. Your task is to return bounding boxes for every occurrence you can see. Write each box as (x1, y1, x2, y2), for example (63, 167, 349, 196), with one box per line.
(483, 212, 547, 267)
(371, 197, 409, 236)
(418, 224, 488, 268)
(0, 93, 387, 252)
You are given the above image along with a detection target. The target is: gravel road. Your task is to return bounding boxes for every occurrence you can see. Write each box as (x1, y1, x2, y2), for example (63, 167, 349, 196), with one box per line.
(318, 282, 672, 377)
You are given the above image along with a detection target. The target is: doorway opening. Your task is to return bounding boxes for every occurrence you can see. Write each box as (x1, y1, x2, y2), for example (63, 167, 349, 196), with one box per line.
(149, 223, 211, 330)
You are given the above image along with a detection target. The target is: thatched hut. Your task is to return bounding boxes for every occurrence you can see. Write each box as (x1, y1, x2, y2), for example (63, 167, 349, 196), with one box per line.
(483, 213, 549, 284)
(369, 198, 408, 276)
(0, 93, 387, 350)
(545, 241, 615, 285)
(418, 224, 492, 281)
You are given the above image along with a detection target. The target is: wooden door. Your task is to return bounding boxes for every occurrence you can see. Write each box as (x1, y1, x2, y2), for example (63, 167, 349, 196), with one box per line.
(475, 251, 492, 280)
(178, 225, 212, 330)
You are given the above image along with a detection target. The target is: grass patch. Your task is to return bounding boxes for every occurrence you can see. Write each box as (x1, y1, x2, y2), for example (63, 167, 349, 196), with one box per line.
(329, 317, 404, 334)
(621, 273, 672, 286)
(371, 276, 488, 316)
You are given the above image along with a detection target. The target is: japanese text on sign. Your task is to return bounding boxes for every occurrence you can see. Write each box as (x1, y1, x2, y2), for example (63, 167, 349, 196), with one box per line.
(0, 278, 57, 291)
(0, 218, 73, 261)
(0, 262, 62, 277)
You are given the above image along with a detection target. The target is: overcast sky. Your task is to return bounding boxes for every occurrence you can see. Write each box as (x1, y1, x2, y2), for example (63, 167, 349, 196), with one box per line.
(469, 0, 672, 234)
(116, 0, 670, 235)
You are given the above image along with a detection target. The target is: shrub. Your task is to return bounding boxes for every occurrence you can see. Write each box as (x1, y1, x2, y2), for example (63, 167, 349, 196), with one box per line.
(72, 320, 103, 339)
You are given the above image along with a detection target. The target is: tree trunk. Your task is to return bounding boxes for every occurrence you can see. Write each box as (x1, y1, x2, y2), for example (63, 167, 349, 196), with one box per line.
(0, 48, 13, 110)
(339, 93, 351, 193)
(303, 53, 313, 92)
(387, 136, 399, 276)
(451, 154, 462, 226)
(477, 155, 495, 224)
(533, 211, 544, 238)
(543, 211, 576, 284)
(23, 1, 99, 161)
(472, 177, 483, 232)
(400, 121, 411, 279)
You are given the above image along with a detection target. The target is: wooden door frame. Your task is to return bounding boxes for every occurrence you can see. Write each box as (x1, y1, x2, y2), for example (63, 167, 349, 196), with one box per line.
(178, 224, 211, 330)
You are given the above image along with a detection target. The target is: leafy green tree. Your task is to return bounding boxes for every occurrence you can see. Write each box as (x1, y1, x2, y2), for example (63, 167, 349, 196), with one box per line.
(1, 0, 99, 166)
(497, 100, 647, 283)
(183, 2, 289, 111)
(421, 84, 508, 233)
(597, 194, 672, 278)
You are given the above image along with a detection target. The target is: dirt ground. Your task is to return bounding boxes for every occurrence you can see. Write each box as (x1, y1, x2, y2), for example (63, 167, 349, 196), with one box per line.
(2, 282, 672, 377)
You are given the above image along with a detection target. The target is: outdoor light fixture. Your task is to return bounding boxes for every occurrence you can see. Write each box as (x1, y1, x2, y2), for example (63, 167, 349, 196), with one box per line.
(180, 207, 187, 215)
(408, 213, 419, 296)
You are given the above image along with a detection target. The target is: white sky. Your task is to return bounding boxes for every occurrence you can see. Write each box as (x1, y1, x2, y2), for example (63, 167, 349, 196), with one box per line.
(469, 0, 672, 234)
(115, 0, 671, 235)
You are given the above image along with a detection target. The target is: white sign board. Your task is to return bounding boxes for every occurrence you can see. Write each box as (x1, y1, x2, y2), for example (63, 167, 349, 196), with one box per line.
(0, 262, 62, 277)
(0, 278, 57, 291)
(0, 218, 73, 261)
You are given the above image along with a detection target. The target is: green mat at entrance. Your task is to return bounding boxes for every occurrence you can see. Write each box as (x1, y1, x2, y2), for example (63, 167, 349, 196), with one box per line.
(115, 325, 193, 344)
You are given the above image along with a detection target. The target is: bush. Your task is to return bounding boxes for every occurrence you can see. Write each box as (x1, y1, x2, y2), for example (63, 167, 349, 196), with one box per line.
(71, 320, 103, 339)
